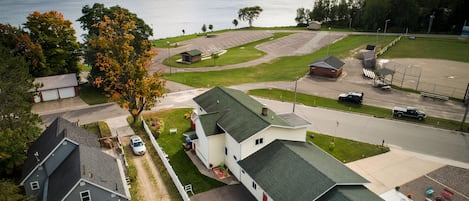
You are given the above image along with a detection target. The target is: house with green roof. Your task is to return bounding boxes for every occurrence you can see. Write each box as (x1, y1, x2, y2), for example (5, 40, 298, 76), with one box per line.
(190, 87, 382, 201)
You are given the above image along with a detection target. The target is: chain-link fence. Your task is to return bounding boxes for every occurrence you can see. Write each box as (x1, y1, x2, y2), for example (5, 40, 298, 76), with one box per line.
(382, 62, 466, 99)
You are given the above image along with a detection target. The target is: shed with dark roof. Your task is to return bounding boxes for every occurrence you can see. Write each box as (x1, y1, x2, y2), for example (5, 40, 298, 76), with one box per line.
(309, 56, 345, 78)
(181, 49, 202, 64)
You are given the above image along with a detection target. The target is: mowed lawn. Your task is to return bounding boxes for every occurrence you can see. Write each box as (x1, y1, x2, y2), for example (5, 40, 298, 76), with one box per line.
(165, 35, 397, 87)
(381, 37, 469, 62)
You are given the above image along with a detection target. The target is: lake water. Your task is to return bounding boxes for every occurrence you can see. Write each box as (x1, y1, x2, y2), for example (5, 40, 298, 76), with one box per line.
(0, 0, 313, 41)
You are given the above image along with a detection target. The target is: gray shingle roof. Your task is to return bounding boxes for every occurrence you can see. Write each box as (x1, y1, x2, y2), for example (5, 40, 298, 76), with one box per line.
(277, 113, 311, 127)
(21, 117, 99, 182)
(316, 185, 384, 201)
(309, 56, 345, 70)
(238, 140, 371, 201)
(48, 145, 127, 201)
(193, 87, 291, 142)
(32, 73, 78, 91)
(199, 111, 225, 136)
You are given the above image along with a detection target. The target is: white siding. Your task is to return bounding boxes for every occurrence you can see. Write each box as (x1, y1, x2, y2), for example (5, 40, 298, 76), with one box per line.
(41, 89, 59, 101)
(239, 168, 268, 201)
(207, 134, 225, 167)
(194, 118, 210, 168)
(241, 126, 307, 159)
(58, 87, 76, 98)
(224, 134, 242, 179)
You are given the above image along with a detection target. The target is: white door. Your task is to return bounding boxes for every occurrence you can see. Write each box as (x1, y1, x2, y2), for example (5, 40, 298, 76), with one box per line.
(41, 89, 59, 101)
(58, 87, 75, 99)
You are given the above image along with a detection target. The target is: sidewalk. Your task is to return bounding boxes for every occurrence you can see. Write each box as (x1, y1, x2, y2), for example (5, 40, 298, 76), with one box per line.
(346, 146, 469, 199)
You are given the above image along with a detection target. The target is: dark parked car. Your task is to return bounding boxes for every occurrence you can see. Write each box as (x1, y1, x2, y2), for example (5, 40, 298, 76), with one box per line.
(392, 106, 426, 121)
(338, 92, 363, 104)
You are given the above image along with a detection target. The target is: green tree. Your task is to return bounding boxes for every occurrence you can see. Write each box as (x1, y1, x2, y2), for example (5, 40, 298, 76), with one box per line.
(232, 19, 238, 28)
(0, 24, 46, 76)
(0, 46, 42, 177)
(0, 179, 35, 200)
(311, 0, 328, 22)
(238, 6, 263, 27)
(208, 24, 214, 32)
(295, 8, 311, 25)
(78, 3, 153, 78)
(362, 0, 391, 30)
(202, 24, 207, 33)
(389, 0, 419, 31)
(87, 8, 166, 124)
(24, 11, 80, 77)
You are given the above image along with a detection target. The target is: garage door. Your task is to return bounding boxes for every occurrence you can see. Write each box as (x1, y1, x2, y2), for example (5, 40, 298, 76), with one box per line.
(41, 89, 59, 101)
(58, 87, 76, 99)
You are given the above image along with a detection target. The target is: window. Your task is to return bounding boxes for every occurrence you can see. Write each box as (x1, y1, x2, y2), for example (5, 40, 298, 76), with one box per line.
(255, 138, 264, 145)
(30, 181, 40, 190)
(80, 190, 91, 201)
(224, 147, 227, 155)
(252, 182, 257, 189)
(233, 155, 237, 160)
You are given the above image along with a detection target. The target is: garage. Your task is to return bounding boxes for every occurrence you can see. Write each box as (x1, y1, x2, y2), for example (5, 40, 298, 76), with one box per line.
(31, 73, 78, 103)
(41, 89, 60, 101)
(58, 87, 76, 99)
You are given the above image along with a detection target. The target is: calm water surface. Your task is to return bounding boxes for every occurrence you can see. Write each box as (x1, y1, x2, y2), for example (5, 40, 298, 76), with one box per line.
(0, 0, 312, 40)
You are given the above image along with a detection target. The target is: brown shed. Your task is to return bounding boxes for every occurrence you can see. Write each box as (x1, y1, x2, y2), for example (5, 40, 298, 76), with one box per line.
(309, 56, 345, 78)
(181, 49, 202, 64)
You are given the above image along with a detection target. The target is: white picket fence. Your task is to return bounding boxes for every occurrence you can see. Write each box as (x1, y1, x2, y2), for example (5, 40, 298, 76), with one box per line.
(141, 117, 191, 201)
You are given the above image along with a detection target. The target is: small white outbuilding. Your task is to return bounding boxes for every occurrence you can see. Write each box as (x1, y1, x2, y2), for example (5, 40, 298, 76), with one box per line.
(31, 73, 78, 103)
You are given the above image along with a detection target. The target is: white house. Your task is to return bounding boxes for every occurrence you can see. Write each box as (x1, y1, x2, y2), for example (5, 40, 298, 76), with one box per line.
(189, 87, 383, 201)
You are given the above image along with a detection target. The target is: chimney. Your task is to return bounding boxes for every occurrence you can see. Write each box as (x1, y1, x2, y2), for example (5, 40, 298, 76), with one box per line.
(261, 104, 268, 116)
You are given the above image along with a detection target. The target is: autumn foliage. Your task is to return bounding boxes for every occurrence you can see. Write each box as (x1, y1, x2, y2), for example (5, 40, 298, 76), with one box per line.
(84, 6, 165, 123)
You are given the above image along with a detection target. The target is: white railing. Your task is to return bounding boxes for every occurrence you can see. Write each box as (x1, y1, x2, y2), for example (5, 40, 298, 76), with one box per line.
(141, 117, 191, 201)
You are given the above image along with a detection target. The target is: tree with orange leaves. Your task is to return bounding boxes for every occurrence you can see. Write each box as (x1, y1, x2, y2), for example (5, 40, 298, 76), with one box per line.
(86, 8, 165, 123)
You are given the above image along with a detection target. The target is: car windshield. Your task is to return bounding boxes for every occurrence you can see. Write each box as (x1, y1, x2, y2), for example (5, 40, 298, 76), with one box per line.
(133, 141, 143, 147)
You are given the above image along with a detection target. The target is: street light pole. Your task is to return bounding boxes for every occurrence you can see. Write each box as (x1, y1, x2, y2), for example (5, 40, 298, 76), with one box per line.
(376, 28, 381, 46)
(293, 78, 298, 113)
(428, 12, 435, 33)
(349, 17, 352, 30)
(166, 41, 172, 75)
(384, 19, 391, 33)
(327, 27, 331, 56)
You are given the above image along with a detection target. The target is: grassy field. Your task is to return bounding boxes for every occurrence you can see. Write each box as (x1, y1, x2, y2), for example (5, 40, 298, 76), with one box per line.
(248, 88, 469, 131)
(165, 35, 397, 87)
(307, 132, 389, 163)
(142, 109, 226, 194)
(163, 32, 294, 68)
(381, 37, 469, 62)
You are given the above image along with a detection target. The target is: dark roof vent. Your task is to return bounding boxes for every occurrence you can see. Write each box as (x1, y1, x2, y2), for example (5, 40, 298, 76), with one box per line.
(261, 104, 268, 116)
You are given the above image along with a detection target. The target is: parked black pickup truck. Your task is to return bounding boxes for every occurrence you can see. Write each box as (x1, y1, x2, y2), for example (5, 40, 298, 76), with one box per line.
(392, 106, 426, 121)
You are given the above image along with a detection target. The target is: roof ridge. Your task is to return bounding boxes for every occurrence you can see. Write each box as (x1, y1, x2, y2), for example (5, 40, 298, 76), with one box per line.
(218, 87, 273, 126)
